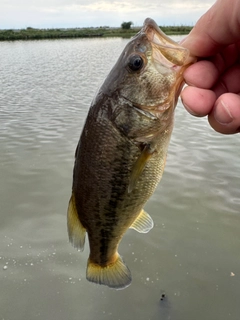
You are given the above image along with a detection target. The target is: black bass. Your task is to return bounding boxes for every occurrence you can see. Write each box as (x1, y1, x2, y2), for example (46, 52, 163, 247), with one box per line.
(67, 18, 194, 289)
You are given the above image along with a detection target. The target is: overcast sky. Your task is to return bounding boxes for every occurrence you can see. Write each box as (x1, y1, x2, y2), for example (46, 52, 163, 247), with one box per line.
(1, 0, 216, 29)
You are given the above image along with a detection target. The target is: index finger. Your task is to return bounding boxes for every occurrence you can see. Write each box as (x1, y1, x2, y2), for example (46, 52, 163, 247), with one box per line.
(181, 0, 240, 57)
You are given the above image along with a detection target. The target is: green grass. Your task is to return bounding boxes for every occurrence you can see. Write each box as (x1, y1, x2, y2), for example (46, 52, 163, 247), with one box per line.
(0, 26, 193, 41)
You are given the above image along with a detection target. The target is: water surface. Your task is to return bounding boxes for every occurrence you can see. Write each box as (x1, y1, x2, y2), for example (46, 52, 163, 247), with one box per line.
(1, 37, 240, 320)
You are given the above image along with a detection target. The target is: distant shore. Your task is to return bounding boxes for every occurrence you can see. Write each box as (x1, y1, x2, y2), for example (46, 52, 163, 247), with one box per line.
(0, 26, 192, 41)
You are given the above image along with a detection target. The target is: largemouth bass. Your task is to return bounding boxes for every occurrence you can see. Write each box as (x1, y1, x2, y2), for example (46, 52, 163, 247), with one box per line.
(67, 18, 194, 289)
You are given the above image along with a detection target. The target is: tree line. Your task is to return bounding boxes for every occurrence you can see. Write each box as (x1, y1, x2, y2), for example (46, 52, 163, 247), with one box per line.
(0, 24, 193, 41)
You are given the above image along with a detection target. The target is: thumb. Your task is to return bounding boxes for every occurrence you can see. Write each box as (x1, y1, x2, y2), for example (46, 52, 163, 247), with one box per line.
(208, 93, 240, 134)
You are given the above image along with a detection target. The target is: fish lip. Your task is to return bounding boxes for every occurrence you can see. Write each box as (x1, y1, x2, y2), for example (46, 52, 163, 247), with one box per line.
(142, 18, 161, 38)
(142, 17, 172, 47)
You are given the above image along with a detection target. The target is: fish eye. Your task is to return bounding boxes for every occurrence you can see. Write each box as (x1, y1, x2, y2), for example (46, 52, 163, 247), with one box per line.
(128, 55, 144, 72)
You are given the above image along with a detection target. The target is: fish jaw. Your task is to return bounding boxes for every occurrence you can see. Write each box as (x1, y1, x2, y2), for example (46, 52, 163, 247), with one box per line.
(143, 18, 190, 66)
(141, 18, 196, 113)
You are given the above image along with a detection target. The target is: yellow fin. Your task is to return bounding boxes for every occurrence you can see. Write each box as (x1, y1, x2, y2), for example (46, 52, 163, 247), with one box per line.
(86, 254, 132, 290)
(128, 144, 154, 193)
(67, 194, 86, 251)
(130, 209, 154, 233)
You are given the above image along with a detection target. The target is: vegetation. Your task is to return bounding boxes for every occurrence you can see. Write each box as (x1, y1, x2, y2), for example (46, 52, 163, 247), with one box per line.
(121, 21, 133, 30)
(0, 25, 193, 41)
(160, 25, 193, 35)
(0, 28, 104, 41)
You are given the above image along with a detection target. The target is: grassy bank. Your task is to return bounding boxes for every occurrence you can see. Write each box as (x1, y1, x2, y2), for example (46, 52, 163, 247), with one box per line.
(0, 26, 193, 41)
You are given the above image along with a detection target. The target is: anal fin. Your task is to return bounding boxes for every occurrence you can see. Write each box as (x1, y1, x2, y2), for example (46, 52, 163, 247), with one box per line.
(86, 254, 131, 290)
(67, 193, 86, 251)
(130, 209, 154, 233)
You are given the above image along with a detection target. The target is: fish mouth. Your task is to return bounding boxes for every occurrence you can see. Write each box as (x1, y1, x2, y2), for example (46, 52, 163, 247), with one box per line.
(140, 18, 195, 110)
(142, 18, 190, 68)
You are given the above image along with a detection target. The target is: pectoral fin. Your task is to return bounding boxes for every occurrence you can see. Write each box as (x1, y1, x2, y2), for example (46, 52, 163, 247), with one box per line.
(67, 194, 86, 251)
(130, 209, 154, 233)
(128, 144, 155, 193)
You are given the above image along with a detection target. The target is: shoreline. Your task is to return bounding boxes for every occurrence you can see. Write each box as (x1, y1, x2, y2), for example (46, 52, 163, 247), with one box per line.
(0, 26, 192, 41)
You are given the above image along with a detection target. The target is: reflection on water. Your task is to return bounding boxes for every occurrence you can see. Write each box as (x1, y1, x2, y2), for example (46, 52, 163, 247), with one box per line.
(1, 37, 240, 320)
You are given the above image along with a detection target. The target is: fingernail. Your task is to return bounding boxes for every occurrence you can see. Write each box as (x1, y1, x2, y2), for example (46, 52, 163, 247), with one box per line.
(214, 101, 233, 125)
(181, 98, 201, 117)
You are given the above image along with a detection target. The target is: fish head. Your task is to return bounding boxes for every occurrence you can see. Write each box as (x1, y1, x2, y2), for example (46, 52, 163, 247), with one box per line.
(102, 18, 195, 116)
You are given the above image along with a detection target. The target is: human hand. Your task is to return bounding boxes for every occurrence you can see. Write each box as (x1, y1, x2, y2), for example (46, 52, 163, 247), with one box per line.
(181, 0, 240, 134)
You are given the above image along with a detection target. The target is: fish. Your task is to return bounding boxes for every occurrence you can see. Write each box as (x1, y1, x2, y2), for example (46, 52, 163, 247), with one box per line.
(67, 18, 194, 289)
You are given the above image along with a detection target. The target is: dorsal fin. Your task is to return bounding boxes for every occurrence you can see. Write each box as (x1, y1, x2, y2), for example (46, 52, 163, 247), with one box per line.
(67, 194, 86, 251)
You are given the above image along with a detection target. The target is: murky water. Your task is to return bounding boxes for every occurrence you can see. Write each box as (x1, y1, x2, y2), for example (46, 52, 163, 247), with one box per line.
(1, 37, 240, 320)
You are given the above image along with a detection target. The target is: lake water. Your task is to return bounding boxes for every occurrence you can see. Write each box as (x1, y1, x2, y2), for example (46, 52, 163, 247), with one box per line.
(1, 36, 240, 320)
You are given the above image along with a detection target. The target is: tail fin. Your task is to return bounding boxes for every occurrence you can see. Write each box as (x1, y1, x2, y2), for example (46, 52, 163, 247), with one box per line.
(86, 254, 132, 290)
